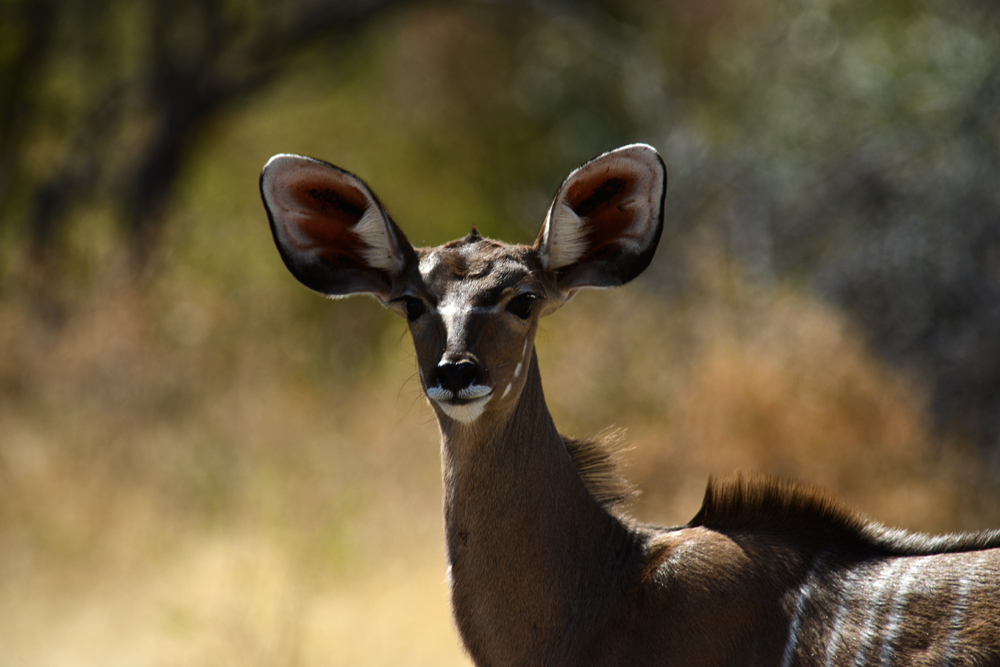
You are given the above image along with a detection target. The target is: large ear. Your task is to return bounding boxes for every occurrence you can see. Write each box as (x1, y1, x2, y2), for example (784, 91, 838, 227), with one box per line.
(534, 144, 666, 297)
(260, 154, 415, 300)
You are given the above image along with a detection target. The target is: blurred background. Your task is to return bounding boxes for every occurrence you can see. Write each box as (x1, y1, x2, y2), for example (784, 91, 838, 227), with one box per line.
(1, 0, 999, 663)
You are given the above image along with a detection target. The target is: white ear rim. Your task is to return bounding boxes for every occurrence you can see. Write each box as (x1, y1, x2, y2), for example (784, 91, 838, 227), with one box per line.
(261, 153, 405, 275)
(538, 143, 664, 272)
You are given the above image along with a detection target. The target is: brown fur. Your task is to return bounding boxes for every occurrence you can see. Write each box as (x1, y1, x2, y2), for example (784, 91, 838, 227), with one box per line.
(563, 428, 637, 511)
(693, 472, 1000, 556)
(691, 473, 873, 552)
(262, 145, 1000, 667)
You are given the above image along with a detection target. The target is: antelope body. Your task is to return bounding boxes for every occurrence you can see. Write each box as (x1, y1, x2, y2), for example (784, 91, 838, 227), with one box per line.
(260, 145, 1000, 666)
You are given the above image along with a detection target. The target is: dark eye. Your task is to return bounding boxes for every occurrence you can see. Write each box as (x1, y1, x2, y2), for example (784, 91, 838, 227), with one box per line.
(507, 293, 536, 320)
(402, 296, 426, 322)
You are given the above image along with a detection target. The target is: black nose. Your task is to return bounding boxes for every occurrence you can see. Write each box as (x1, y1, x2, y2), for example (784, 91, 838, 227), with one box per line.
(436, 361, 478, 393)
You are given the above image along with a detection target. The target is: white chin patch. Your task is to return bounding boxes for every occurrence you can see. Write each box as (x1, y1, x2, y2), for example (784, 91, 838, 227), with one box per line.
(433, 394, 492, 424)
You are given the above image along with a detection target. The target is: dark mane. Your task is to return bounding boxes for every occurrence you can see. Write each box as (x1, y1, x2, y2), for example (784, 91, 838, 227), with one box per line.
(690, 472, 1000, 556)
(563, 428, 637, 511)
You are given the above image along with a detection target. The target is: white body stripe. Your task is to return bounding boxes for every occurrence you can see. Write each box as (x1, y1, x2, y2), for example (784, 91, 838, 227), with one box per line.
(825, 566, 862, 667)
(781, 556, 824, 667)
(879, 559, 917, 666)
(824, 600, 848, 667)
(942, 554, 983, 666)
(853, 560, 903, 667)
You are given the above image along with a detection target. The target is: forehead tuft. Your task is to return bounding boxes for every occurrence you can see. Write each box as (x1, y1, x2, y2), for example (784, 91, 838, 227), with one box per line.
(418, 237, 536, 292)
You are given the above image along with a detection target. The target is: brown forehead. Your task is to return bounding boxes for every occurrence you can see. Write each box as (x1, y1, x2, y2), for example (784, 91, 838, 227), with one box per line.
(415, 238, 539, 303)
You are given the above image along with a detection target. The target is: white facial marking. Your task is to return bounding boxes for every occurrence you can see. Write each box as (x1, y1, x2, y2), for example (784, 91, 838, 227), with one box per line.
(437, 302, 462, 339)
(434, 394, 492, 423)
(515, 339, 528, 379)
(426, 384, 491, 402)
(436, 301, 461, 319)
(435, 301, 497, 351)
(502, 383, 511, 399)
(457, 385, 492, 400)
(426, 381, 493, 423)
(426, 386, 452, 401)
(436, 302, 497, 318)
(419, 250, 443, 274)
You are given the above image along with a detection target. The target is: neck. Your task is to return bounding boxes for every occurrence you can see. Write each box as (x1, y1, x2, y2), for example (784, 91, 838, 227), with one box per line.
(436, 350, 641, 666)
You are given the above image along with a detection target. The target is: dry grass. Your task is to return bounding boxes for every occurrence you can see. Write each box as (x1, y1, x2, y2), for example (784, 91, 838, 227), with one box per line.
(541, 249, 998, 534)
(0, 242, 996, 665)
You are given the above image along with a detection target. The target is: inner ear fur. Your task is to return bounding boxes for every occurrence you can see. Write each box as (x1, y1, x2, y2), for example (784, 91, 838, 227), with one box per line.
(260, 154, 415, 299)
(535, 144, 666, 294)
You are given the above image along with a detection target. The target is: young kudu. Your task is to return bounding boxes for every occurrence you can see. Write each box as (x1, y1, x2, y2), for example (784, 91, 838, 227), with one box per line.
(260, 145, 1000, 666)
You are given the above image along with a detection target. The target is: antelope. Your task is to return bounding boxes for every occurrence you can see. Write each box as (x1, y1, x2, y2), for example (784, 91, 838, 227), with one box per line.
(260, 144, 1000, 666)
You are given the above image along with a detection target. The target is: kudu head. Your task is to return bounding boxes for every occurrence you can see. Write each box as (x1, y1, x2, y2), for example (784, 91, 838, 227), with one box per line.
(260, 145, 666, 425)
